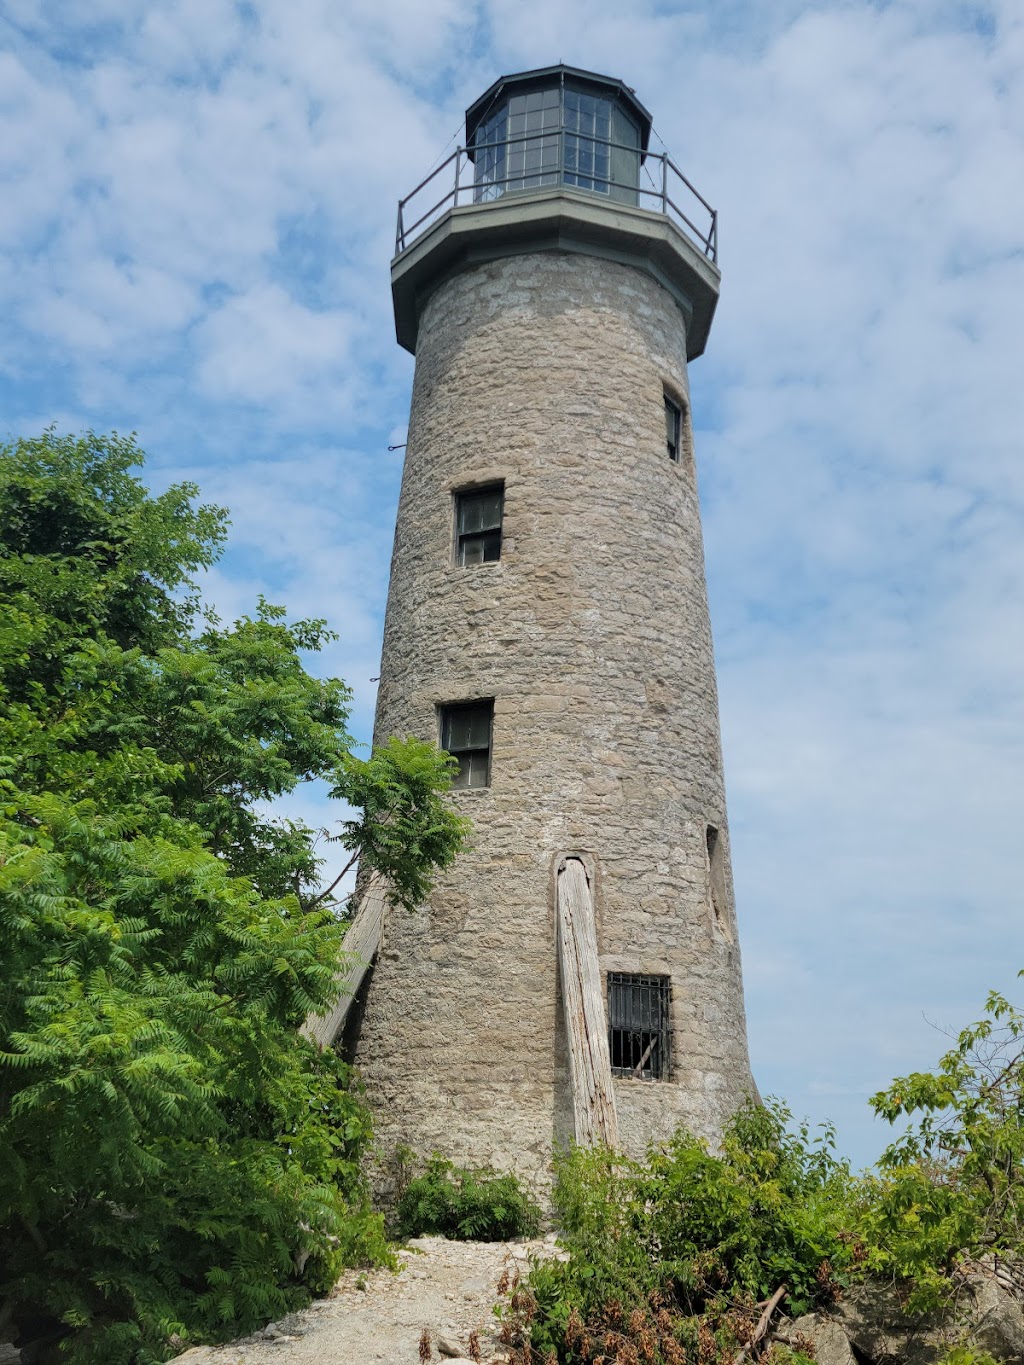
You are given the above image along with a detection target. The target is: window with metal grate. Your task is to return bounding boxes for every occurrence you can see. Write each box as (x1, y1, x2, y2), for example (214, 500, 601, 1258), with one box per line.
(607, 972, 671, 1080)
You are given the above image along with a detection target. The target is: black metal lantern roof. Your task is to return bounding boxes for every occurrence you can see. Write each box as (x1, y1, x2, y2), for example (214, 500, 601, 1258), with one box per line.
(465, 63, 653, 161)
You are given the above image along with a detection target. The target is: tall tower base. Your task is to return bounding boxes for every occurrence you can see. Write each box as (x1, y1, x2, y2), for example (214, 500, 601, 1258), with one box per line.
(354, 243, 756, 1194)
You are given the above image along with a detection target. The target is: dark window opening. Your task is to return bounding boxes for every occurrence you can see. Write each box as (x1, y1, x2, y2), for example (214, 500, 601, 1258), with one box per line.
(456, 485, 503, 565)
(665, 395, 683, 462)
(607, 972, 671, 1080)
(439, 700, 494, 788)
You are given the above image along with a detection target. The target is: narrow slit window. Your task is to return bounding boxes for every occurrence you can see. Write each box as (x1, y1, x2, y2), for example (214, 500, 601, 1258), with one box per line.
(455, 485, 504, 566)
(439, 700, 494, 788)
(607, 973, 671, 1080)
(665, 395, 683, 462)
(706, 824, 732, 941)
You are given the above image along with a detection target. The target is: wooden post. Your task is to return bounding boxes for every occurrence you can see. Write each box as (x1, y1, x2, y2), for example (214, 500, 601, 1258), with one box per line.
(301, 884, 387, 1049)
(557, 857, 618, 1148)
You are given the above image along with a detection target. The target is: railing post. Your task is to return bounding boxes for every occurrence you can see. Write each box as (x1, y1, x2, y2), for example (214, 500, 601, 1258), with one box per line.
(453, 147, 462, 209)
(710, 209, 718, 261)
(661, 153, 668, 216)
(396, 202, 404, 254)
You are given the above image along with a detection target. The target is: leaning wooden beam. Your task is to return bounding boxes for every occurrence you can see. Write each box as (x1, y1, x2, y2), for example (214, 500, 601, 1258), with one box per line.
(557, 856, 619, 1148)
(301, 884, 387, 1049)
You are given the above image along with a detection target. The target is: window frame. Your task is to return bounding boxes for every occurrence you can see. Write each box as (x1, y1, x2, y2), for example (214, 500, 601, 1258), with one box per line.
(453, 483, 504, 567)
(438, 699, 494, 790)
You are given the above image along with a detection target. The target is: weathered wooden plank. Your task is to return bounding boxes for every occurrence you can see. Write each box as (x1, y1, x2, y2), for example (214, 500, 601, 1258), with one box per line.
(557, 856, 619, 1148)
(300, 885, 387, 1049)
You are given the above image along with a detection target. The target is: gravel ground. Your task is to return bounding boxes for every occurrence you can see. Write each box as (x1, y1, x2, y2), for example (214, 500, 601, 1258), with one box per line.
(167, 1234, 561, 1365)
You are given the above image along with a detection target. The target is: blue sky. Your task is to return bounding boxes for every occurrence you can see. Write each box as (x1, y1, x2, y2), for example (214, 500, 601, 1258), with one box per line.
(2, 0, 1022, 1171)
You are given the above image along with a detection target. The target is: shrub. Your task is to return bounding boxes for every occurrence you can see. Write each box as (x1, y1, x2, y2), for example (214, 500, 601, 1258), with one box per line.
(504, 1101, 856, 1364)
(508, 976, 1024, 1362)
(395, 1155, 542, 1242)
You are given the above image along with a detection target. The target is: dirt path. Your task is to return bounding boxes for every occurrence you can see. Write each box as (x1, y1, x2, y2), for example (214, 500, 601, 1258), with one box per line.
(170, 1234, 560, 1365)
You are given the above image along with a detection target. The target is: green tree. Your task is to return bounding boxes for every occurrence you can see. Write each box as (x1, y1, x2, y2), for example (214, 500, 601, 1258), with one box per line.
(862, 973, 1024, 1306)
(0, 430, 468, 1364)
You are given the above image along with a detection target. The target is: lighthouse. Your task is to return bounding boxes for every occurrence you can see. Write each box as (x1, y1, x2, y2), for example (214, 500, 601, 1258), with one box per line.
(342, 65, 755, 1189)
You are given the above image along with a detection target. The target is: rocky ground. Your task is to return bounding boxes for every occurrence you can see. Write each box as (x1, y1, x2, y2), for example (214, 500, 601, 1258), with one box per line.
(167, 1234, 562, 1365)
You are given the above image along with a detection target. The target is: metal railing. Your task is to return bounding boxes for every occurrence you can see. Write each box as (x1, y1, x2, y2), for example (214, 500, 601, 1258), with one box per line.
(395, 130, 718, 263)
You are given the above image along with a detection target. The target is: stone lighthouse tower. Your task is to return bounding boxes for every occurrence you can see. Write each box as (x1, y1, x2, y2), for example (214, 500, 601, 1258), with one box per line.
(344, 65, 755, 1187)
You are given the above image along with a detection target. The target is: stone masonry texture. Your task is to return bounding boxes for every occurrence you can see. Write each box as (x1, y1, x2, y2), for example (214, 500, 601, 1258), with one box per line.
(354, 247, 756, 1197)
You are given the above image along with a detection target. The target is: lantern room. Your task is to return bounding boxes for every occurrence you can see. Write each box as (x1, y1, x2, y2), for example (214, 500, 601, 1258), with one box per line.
(391, 63, 721, 360)
(465, 66, 652, 206)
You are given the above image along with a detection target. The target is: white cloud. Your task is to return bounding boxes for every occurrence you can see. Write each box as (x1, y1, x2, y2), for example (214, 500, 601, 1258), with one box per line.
(195, 283, 357, 407)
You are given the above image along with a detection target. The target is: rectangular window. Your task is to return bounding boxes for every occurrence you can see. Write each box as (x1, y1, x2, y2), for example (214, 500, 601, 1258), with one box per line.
(665, 395, 682, 462)
(455, 485, 503, 566)
(607, 973, 671, 1080)
(439, 700, 493, 788)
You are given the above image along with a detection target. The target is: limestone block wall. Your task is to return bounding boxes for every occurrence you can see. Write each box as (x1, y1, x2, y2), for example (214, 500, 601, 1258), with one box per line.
(354, 249, 755, 1194)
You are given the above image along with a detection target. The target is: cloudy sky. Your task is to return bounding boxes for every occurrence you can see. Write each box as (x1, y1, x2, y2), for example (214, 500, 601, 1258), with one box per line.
(2, 0, 1022, 1169)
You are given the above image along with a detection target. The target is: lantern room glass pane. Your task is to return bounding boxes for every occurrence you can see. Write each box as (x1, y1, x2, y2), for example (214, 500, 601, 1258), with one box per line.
(505, 90, 560, 192)
(563, 89, 612, 194)
(473, 105, 508, 202)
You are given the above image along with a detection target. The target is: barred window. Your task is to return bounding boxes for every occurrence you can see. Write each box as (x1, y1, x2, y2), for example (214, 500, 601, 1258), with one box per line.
(455, 485, 503, 566)
(439, 700, 493, 789)
(607, 973, 671, 1080)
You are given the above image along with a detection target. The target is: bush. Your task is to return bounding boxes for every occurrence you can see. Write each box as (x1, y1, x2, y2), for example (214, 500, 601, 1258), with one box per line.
(395, 1155, 542, 1242)
(503, 1101, 857, 1364)
(507, 977, 1024, 1362)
